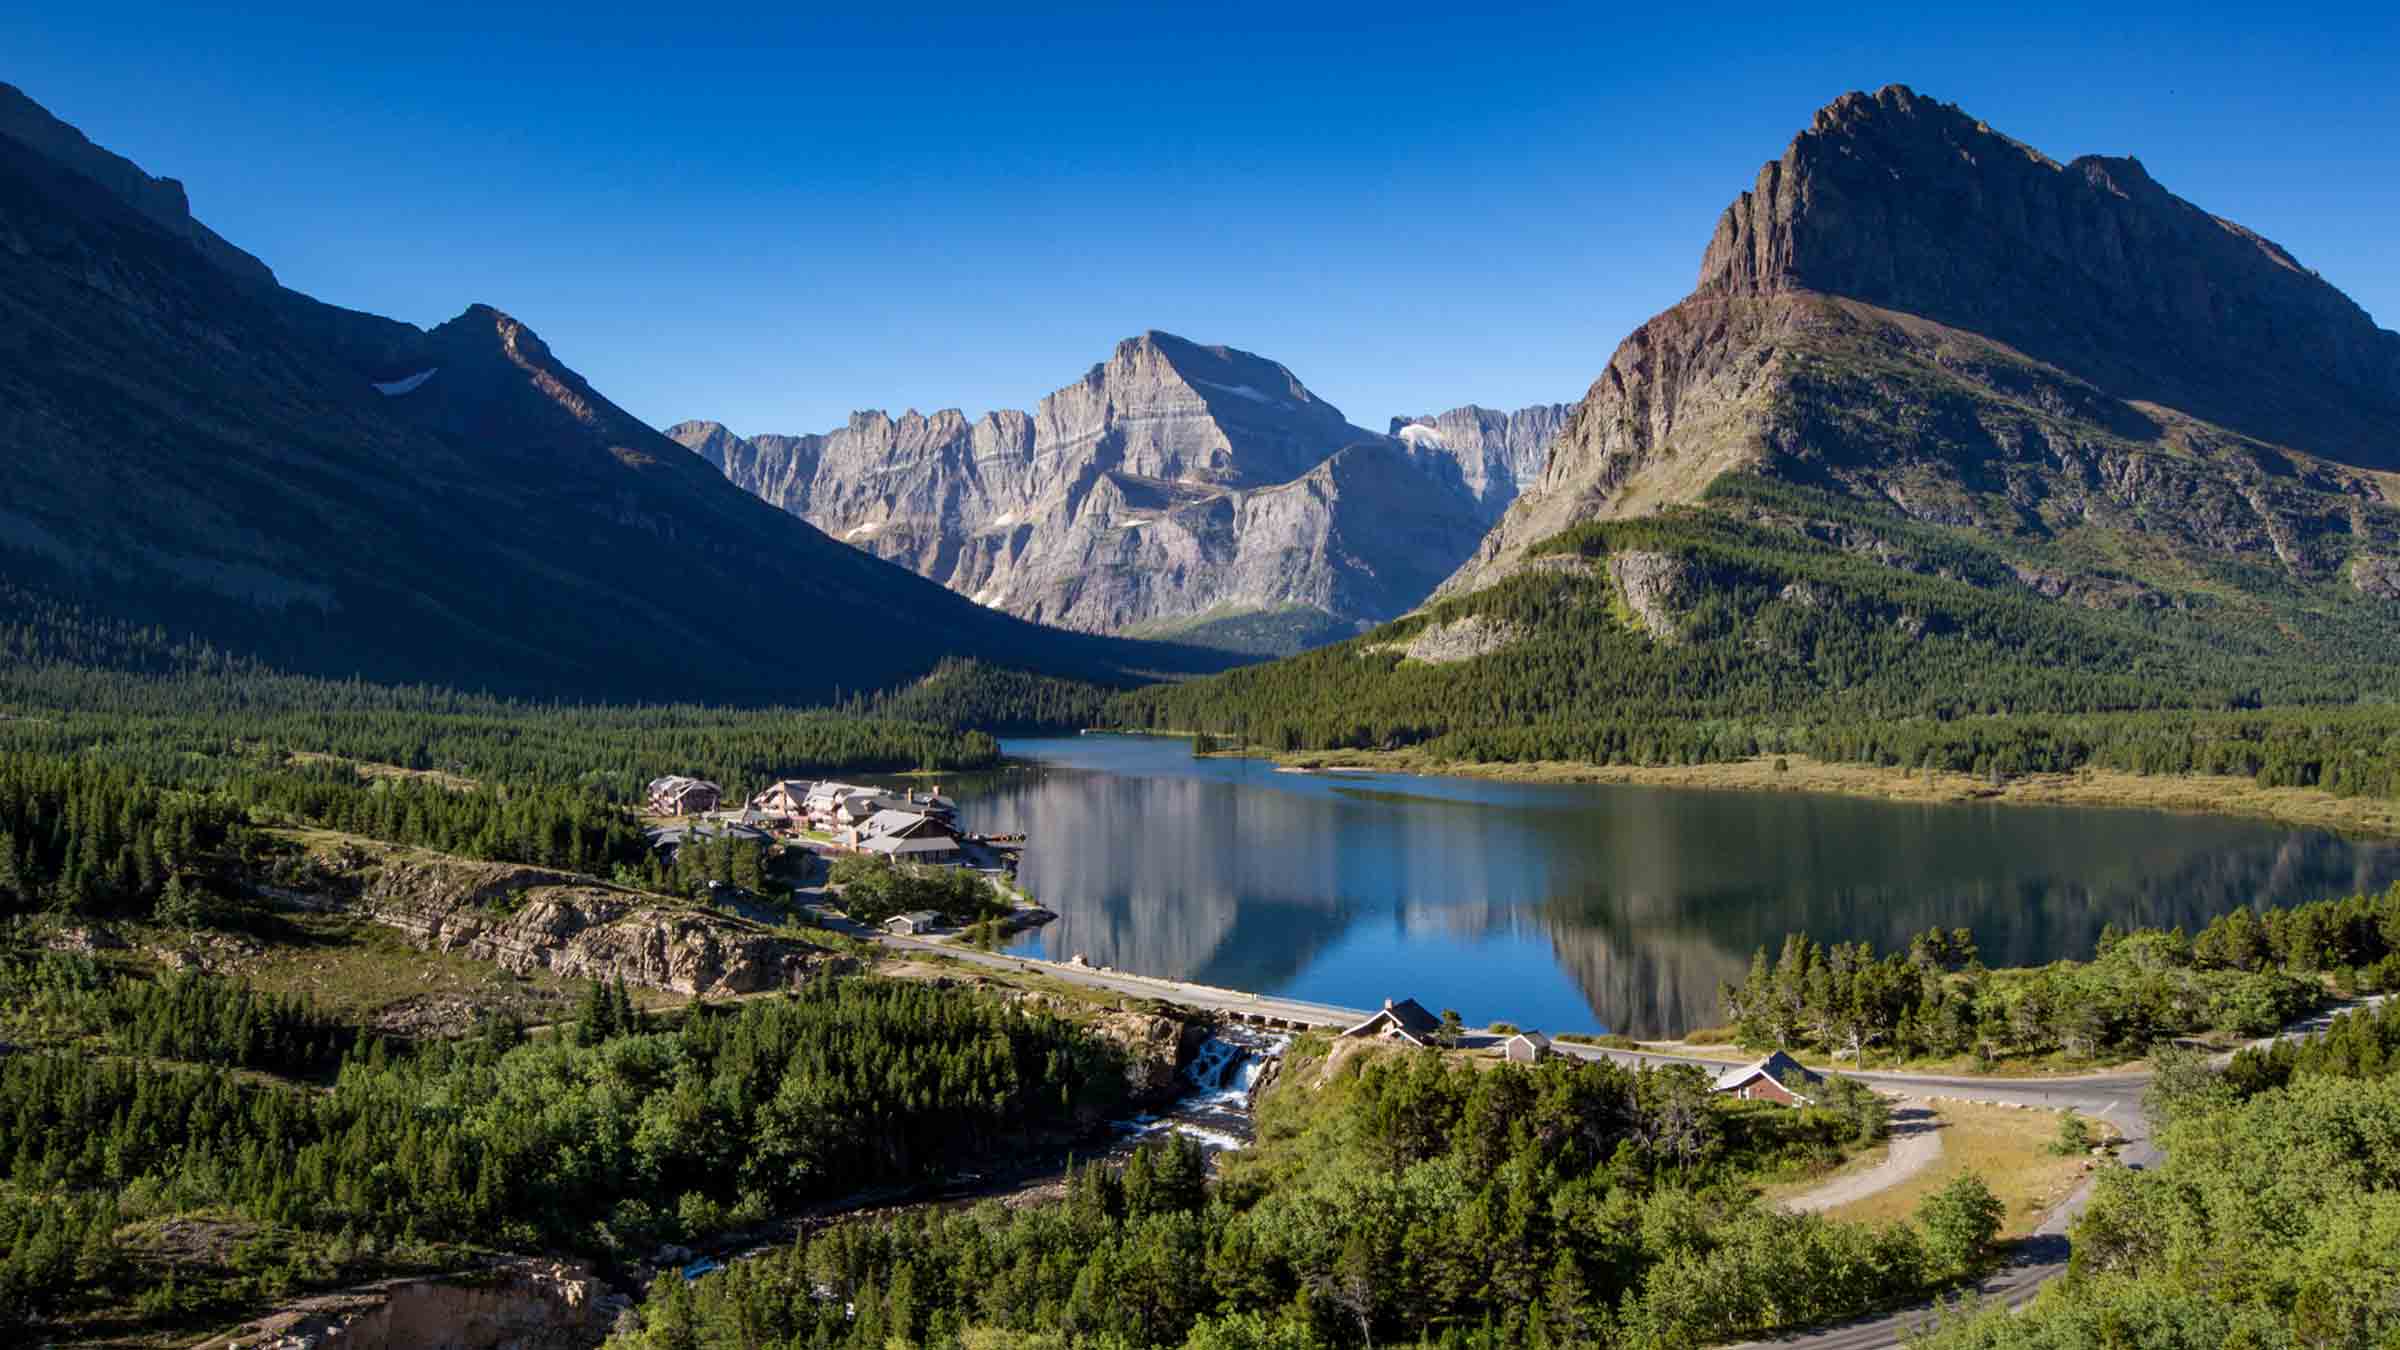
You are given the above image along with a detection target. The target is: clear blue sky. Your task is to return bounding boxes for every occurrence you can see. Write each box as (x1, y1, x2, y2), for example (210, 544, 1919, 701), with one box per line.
(8, 3, 2397, 437)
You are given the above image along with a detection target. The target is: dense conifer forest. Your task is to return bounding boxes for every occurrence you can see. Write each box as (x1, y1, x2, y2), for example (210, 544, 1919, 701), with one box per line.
(1717, 883, 2400, 1067)
(0, 974, 1126, 1334)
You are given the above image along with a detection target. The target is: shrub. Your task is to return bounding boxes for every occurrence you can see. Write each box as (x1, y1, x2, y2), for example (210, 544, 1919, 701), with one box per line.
(1918, 1172, 2004, 1276)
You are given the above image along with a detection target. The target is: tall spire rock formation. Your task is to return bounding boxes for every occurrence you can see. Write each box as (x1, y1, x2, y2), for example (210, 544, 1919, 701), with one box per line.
(1446, 84, 2400, 598)
(673, 347, 1569, 654)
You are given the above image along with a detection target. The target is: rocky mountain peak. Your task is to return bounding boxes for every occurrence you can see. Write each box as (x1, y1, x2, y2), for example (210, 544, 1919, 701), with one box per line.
(672, 331, 1566, 649)
(1024, 330, 1374, 489)
(1695, 84, 2400, 463)
(664, 419, 745, 470)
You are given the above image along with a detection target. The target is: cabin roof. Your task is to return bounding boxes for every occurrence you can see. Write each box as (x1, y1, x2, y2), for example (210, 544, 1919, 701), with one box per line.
(1341, 997, 1442, 1041)
(1712, 1050, 1823, 1094)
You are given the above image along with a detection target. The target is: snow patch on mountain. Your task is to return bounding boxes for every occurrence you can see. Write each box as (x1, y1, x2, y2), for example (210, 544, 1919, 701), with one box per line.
(1196, 379, 1283, 408)
(373, 368, 438, 396)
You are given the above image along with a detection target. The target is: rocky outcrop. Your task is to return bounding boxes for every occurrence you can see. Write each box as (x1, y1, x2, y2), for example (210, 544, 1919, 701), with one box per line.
(1089, 1007, 1211, 1101)
(192, 1257, 626, 1350)
(1381, 613, 1527, 664)
(671, 344, 1566, 652)
(1443, 86, 2400, 601)
(327, 849, 843, 996)
(987, 987, 1210, 1103)
(2351, 555, 2400, 601)
(1609, 551, 1698, 641)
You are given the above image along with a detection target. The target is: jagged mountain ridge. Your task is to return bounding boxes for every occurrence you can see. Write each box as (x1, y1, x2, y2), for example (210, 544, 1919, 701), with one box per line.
(672, 349, 1568, 653)
(0, 84, 1222, 701)
(1450, 83, 2400, 599)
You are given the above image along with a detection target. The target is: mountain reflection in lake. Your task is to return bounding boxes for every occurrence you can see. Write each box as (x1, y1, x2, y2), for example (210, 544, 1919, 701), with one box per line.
(949, 736, 2400, 1037)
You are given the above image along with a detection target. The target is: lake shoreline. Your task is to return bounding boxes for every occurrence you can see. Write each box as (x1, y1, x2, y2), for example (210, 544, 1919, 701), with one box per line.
(1161, 745, 2400, 839)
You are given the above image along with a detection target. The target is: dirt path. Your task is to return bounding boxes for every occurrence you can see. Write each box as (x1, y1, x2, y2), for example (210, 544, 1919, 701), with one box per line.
(1780, 1102, 1942, 1214)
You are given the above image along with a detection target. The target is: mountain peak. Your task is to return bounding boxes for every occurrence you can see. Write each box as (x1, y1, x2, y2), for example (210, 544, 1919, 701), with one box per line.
(1693, 85, 2400, 456)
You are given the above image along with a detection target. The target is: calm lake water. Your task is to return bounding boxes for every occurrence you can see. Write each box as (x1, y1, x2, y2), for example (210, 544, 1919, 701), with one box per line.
(948, 735, 2400, 1037)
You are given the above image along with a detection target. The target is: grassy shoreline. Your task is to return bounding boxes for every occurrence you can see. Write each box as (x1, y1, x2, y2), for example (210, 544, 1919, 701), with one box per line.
(1170, 743, 2400, 838)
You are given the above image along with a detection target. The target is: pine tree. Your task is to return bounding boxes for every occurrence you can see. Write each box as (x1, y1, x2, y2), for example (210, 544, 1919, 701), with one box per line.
(611, 976, 641, 1036)
(574, 980, 615, 1046)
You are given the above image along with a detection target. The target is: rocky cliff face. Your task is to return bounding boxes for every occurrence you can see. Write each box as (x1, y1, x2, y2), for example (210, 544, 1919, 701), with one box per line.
(193, 1257, 626, 1350)
(1696, 85, 2400, 461)
(1388, 403, 1571, 522)
(672, 343, 1566, 652)
(1447, 86, 2400, 599)
(321, 845, 847, 996)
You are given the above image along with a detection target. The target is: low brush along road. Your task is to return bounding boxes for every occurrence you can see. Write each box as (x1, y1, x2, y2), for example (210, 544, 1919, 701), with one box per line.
(868, 924, 2366, 1349)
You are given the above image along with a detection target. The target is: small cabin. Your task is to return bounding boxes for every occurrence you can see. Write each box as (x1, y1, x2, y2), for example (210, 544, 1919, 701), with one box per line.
(884, 911, 943, 936)
(1503, 1031, 1553, 1063)
(1340, 997, 1443, 1047)
(1711, 1050, 1824, 1106)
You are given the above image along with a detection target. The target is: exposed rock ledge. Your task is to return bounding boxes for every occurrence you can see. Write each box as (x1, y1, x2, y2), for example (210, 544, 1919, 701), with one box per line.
(980, 985, 1211, 1104)
(1374, 613, 1527, 664)
(1608, 550, 1698, 642)
(192, 1256, 626, 1350)
(308, 845, 847, 996)
(2352, 554, 2400, 600)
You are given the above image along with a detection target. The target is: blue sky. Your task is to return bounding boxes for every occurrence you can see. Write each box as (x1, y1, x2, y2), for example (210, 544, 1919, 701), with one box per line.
(7, 3, 2397, 436)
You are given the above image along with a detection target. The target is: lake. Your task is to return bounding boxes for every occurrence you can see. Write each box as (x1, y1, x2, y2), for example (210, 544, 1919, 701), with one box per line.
(947, 735, 2400, 1037)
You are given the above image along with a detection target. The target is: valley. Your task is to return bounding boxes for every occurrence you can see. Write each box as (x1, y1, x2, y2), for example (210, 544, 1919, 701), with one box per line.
(5, 44, 2400, 1350)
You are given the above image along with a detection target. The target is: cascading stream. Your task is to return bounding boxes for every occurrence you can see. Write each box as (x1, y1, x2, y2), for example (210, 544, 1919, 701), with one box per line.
(1115, 1025, 1289, 1155)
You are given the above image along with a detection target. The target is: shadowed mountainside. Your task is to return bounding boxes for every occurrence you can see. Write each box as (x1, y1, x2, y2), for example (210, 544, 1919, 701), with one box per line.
(0, 83, 1226, 702)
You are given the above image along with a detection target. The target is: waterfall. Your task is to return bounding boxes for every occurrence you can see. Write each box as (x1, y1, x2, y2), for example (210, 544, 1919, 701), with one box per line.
(1108, 1026, 1293, 1156)
(1184, 1035, 1248, 1092)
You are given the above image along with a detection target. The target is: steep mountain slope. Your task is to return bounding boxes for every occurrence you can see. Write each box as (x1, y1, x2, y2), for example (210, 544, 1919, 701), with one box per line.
(0, 86, 1215, 702)
(1450, 83, 2400, 597)
(1123, 87, 2400, 758)
(673, 351, 1568, 654)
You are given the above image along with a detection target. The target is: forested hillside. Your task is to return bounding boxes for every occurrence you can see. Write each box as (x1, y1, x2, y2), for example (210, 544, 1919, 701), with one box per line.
(610, 1038, 1946, 1349)
(1117, 476, 2400, 796)
(0, 972, 1128, 1337)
